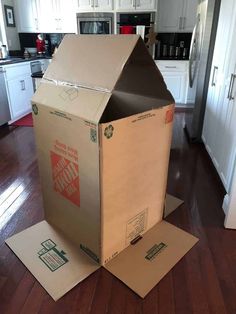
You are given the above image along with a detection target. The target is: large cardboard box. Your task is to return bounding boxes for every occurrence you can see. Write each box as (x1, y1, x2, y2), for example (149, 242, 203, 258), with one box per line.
(6, 35, 198, 301)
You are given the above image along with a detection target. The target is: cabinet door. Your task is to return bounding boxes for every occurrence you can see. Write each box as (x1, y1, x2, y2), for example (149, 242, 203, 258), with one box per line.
(77, 0, 94, 10)
(212, 66, 236, 191)
(15, 0, 39, 32)
(158, 0, 184, 32)
(116, 0, 135, 10)
(36, 0, 57, 33)
(94, 0, 113, 10)
(136, 0, 156, 11)
(161, 72, 187, 104)
(182, 0, 198, 32)
(56, 0, 77, 33)
(7, 76, 34, 120)
(202, 0, 236, 191)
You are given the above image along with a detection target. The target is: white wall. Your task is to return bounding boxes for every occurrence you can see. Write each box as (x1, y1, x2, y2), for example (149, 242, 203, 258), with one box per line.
(1, 0, 20, 50)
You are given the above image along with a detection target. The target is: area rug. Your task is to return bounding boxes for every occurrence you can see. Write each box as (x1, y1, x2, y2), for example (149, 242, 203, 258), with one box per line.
(11, 113, 33, 127)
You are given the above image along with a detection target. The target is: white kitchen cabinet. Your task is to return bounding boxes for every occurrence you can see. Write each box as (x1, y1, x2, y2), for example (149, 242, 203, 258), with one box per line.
(15, 0, 76, 33)
(77, 0, 113, 11)
(202, 0, 236, 192)
(14, 0, 39, 33)
(155, 61, 188, 105)
(135, 0, 156, 11)
(7, 76, 33, 120)
(157, 0, 198, 32)
(36, 0, 57, 33)
(116, 0, 155, 10)
(54, 0, 77, 33)
(77, 0, 94, 11)
(4, 63, 34, 121)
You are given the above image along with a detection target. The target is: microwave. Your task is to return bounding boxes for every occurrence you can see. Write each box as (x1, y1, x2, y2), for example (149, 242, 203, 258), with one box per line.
(77, 13, 114, 35)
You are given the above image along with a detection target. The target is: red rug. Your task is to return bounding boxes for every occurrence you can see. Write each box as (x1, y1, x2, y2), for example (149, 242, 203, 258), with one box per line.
(11, 113, 33, 127)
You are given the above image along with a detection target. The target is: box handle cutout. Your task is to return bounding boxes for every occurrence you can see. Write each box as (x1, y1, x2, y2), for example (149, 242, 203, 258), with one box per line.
(131, 235, 143, 245)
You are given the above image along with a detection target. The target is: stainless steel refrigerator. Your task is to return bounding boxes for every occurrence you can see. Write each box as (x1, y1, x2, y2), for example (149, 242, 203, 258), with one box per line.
(184, 0, 221, 141)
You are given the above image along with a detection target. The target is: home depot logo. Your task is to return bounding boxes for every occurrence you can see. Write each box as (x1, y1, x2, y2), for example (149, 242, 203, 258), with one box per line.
(50, 151, 80, 207)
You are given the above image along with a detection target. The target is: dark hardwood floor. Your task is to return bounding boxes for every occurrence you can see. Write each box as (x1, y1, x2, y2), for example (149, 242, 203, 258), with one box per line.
(0, 111, 236, 314)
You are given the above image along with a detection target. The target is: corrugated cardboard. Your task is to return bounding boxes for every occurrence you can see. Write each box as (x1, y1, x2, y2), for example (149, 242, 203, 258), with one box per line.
(164, 194, 184, 218)
(6, 221, 99, 301)
(6, 35, 198, 301)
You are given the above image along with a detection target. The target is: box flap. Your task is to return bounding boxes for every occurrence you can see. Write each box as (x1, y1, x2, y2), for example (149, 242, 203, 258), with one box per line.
(114, 37, 174, 104)
(44, 34, 139, 92)
(5, 221, 100, 301)
(164, 194, 184, 218)
(32, 81, 111, 123)
(104, 220, 198, 298)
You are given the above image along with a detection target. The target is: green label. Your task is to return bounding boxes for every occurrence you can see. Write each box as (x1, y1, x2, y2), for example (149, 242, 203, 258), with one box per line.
(38, 239, 68, 272)
(32, 103, 38, 115)
(90, 128, 97, 143)
(104, 125, 114, 139)
(145, 242, 167, 261)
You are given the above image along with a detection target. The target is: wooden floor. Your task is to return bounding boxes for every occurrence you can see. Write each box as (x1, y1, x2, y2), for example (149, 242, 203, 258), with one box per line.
(0, 111, 236, 314)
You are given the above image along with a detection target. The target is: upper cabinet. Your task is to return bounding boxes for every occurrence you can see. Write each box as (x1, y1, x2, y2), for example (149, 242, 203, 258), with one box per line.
(116, 0, 156, 11)
(76, 0, 113, 11)
(15, 0, 39, 33)
(15, 0, 77, 33)
(157, 0, 199, 32)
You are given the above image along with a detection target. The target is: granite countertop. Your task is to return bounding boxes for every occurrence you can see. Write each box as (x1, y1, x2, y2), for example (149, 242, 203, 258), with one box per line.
(0, 56, 51, 66)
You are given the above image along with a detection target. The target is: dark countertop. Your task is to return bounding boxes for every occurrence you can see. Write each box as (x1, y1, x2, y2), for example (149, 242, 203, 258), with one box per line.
(0, 56, 51, 66)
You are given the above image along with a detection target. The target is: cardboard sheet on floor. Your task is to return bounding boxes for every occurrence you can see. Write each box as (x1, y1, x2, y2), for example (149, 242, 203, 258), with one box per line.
(5, 221, 99, 301)
(6, 197, 197, 301)
(104, 220, 198, 298)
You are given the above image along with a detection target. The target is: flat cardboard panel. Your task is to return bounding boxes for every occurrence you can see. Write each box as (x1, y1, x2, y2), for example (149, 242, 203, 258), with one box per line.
(33, 104, 101, 262)
(100, 105, 174, 265)
(105, 221, 198, 298)
(32, 82, 111, 123)
(164, 194, 184, 218)
(44, 34, 139, 92)
(5, 221, 99, 301)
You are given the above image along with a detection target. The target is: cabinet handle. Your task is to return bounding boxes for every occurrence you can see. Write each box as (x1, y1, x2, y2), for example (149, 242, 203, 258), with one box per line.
(35, 18, 38, 30)
(227, 74, 236, 100)
(132, 0, 136, 7)
(20, 80, 25, 91)
(165, 66, 177, 69)
(179, 17, 182, 30)
(182, 17, 186, 30)
(136, 0, 140, 7)
(211, 66, 218, 86)
(94, 0, 99, 7)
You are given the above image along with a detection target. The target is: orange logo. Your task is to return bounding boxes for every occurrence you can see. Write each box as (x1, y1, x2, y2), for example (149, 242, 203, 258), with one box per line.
(50, 151, 80, 207)
(165, 108, 174, 124)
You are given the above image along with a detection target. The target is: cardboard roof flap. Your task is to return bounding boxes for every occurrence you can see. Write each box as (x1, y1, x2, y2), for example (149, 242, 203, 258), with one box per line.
(36, 34, 174, 123)
(44, 35, 174, 99)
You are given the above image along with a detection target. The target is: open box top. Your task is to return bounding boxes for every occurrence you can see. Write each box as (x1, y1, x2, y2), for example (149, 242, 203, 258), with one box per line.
(38, 34, 174, 124)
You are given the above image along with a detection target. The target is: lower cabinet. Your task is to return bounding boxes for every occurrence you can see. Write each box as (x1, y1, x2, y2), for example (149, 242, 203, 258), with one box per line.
(5, 63, 34, 121)
(155, 60, 188, 106)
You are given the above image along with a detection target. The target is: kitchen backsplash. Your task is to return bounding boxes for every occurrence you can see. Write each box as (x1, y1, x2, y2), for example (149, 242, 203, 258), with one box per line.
(18, 33, 66, 56)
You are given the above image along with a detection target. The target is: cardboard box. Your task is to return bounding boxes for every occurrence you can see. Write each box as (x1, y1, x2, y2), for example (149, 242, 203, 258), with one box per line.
(6, 35, 198, 301)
